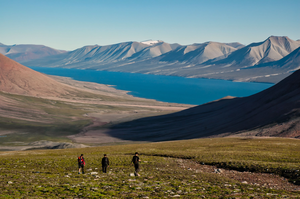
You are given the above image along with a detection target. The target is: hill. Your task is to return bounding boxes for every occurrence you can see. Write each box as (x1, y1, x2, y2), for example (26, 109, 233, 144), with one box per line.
(0, 53, 77, 97)
(108, 69, 300, 141)
(0, 43, 66, 62)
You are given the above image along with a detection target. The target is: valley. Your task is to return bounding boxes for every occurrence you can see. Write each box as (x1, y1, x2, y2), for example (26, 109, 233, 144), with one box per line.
(0, 54, 191, 150)
(1, 1, 299, 198)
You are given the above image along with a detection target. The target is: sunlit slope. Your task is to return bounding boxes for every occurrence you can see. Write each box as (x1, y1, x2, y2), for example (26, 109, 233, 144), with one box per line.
(0, 53, 78, 97)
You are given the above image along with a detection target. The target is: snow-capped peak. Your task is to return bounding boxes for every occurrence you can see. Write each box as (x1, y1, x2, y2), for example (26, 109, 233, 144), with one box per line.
(141, 40, 163, 45)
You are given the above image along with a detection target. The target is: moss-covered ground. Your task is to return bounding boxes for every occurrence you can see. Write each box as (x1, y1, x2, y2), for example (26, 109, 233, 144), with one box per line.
(0, 138, 299, 198)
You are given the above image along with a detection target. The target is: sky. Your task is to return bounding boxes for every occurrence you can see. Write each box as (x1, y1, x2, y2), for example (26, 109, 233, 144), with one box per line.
(1, 0, 299, 51)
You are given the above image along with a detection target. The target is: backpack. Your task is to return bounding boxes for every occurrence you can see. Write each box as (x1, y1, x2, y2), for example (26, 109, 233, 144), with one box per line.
(78, 156, 85, 166)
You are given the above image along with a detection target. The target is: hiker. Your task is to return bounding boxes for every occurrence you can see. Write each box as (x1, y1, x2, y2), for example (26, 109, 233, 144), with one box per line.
(78, 154, 85, 174)
(132, 152, 141, 176)
(101, 154, 109, 173)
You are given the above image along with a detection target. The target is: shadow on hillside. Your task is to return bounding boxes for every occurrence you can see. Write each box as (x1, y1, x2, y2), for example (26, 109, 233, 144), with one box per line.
(105, 68, 300, 141)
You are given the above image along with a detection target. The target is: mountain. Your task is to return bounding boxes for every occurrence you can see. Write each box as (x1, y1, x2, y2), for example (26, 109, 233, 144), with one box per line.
(204, 36, 300, 68)
(140, 40, 163, 45)
(0, 43, 66, 62)
(0, 53, 76, 97)
(225, 42, 245, 49)
(108, 69, 300, 140)
(23, 41, 180, 68)
(157, 42, 237, 64)
(250, 46, 300, 71)
(219, 46, 300, 83)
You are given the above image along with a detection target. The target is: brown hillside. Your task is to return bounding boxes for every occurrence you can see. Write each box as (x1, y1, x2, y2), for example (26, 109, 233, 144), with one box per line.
(0, 53, 75, 97)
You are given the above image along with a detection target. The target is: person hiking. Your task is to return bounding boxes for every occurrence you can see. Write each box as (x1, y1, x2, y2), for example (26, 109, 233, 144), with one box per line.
(132, 152, 141, 176)
(101, 154, 109, 173)
(78, 154, 85, 174)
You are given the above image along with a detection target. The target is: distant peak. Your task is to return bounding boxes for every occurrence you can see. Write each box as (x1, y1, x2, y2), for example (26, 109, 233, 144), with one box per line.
(83, 44, 99, 48)
(141, 40, 163, 45)
(267, 35, 290, 41)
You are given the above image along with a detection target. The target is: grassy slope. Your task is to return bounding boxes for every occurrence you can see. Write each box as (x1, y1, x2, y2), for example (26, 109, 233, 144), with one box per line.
(0, 91, 177, 145)
(0, 138, 299, 198)
(0, 92, 92, 144)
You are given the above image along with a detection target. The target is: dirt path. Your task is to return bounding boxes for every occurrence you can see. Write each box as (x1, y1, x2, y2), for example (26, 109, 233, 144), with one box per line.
(176, 159, 300, 192)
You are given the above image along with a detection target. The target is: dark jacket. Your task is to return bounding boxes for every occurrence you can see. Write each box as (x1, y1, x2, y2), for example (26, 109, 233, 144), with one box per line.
(132, 156, 139, 164)
(102, 157, 109, 166)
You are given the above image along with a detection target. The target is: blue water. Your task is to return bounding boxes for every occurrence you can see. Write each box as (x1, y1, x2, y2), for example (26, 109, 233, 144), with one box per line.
(30, 67, 273, 105)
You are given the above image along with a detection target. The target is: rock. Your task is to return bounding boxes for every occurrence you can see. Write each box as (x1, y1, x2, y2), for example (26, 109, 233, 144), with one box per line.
(242, 181, 248, 184)
(90, 172, 98, 175)
(129, 173, 135, 177)
(214, 168, 222, 173)
(65, 175, 70, 178)
(8, 181, 13, 184)
(172, 195, 180, 197)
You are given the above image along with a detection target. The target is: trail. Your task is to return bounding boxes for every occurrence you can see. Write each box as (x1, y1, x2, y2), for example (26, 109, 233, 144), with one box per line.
(175, 158, 300, 192)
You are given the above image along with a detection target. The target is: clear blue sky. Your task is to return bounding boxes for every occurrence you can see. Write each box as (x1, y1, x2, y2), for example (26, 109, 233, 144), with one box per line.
(1, 0, 299, 50)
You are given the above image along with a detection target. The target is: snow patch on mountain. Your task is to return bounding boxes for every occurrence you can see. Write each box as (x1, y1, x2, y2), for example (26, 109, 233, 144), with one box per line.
(141, 40, 163, 45)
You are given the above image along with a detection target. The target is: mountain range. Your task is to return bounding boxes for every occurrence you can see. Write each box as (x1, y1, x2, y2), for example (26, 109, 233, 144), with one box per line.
(3, 36, 300, 83)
